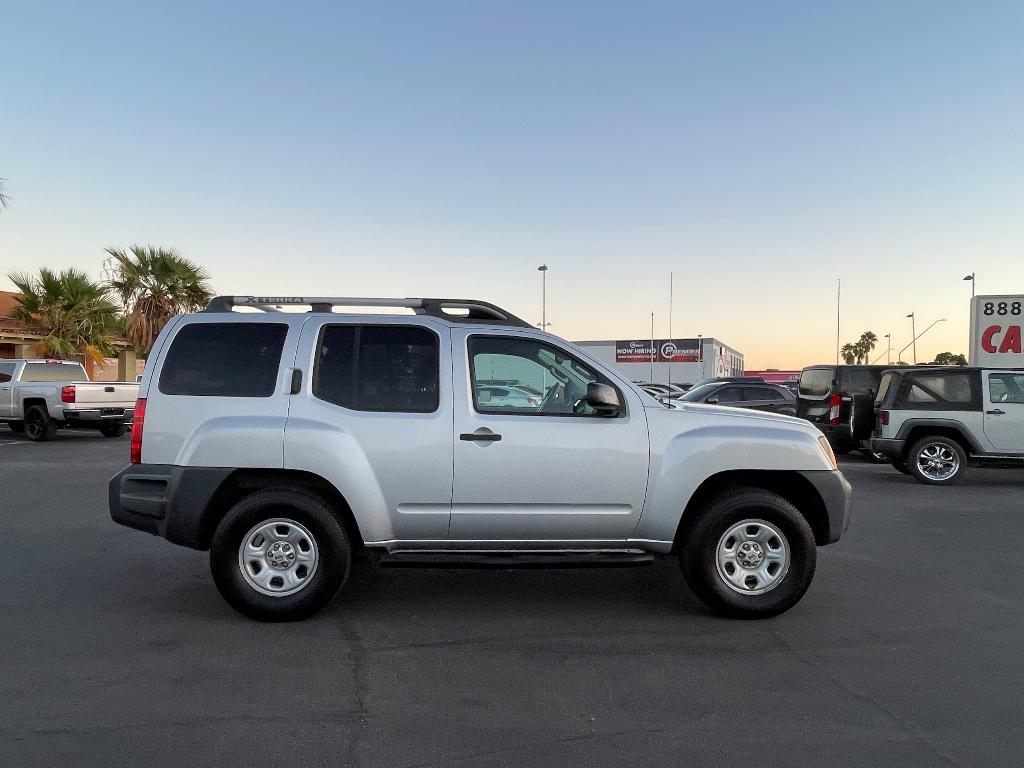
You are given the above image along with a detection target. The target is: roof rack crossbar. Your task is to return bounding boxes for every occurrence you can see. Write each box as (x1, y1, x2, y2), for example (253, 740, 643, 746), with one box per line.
(203, 296, 533, 328)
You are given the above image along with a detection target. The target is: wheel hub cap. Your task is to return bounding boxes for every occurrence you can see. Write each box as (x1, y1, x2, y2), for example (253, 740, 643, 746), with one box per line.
(266, 540, 296, 569)
(736, 541, 765, 568)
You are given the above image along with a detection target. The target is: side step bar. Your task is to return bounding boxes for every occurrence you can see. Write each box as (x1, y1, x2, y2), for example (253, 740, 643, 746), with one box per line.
(378, 551, 657, 569)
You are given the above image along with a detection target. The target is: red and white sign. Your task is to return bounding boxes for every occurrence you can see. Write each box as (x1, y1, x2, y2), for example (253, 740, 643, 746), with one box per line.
(969, 295, 1024, 366)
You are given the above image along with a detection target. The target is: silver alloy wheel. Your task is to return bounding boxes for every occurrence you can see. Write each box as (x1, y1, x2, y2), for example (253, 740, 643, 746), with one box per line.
(238, 518, 319, 597)
(916, 442, 960, 482)
(716, 519, 790, 595)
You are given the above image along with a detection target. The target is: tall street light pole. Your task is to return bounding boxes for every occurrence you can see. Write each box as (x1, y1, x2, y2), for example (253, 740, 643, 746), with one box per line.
(898, 318, 946, 363)
(906, 312, 916, 364)
(963, 272, 975, 298)
(870, 333, 892, 364)
(537, 265, 549, 331)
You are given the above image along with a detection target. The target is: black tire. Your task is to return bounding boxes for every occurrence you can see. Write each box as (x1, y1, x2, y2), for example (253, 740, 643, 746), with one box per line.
(892, 457, 911, 474)
(210, 489, 352, 621)
(849, 393, 875, 441)
(907, 435, 967, 486)
(8, 421, 25, 434)
(24, 406, 57, 442)
(99, 422, 126, 438)
(679, 488, 817, 619)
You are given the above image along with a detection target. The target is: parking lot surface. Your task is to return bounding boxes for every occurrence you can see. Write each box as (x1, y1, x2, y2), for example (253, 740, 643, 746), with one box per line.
(2, 430, 1023, 767)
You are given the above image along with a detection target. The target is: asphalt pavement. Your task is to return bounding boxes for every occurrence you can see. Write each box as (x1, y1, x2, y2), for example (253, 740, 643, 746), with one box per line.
(2, 429, 1023, 767)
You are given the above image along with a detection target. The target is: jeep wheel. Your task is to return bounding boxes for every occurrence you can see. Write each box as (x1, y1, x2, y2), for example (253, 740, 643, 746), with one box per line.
(679, 488, 817, 619)
(907, 436, 966, 486)
(24, 406, 57, 442)
(99, 422, 126, 438)
(210, 489, 351, 621)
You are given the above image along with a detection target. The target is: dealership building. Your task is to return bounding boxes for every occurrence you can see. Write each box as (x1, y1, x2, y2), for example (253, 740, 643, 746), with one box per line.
(573, 337, 744, 386)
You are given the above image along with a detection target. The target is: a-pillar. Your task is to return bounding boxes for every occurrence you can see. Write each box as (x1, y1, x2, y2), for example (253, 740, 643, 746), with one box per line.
(117, 349, 137, 381)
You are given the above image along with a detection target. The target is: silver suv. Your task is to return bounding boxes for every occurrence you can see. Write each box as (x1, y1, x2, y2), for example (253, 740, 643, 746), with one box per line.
(110, 295, 851, 621)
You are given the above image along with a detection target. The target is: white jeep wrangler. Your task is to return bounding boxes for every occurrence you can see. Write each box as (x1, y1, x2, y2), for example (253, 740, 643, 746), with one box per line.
(109, 296, 850, 621)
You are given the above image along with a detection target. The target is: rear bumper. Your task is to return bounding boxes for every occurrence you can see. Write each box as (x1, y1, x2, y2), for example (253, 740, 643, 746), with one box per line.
(109, 464, 232, 549)
(64, 408, 133, 424)
(797, 469, 852, 545)
(870, 438, 905, 457)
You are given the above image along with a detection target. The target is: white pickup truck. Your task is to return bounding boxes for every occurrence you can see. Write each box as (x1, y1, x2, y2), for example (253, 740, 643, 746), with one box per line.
(0, 359, 139, 441)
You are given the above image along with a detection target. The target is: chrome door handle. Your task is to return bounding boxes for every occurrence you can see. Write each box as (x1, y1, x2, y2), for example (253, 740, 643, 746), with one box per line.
(987, 409, 1006, 415)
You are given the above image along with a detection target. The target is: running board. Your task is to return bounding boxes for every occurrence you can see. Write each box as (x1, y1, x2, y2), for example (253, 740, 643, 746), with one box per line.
(378, 551, 657, 569)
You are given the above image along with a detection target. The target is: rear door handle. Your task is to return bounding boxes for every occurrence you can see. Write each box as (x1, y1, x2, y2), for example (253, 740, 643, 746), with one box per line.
(987, 408, 1006, 415)
(460, 431, 502, 442)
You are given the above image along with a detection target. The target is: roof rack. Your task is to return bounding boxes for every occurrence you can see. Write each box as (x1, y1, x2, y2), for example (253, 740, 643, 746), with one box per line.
(202, 296, 533, 328)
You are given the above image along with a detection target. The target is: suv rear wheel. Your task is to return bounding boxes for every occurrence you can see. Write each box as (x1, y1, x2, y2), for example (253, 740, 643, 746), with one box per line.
(679, 488, 817, 619)
(210, 489, 351, 621)
(907, 435, 966, 486)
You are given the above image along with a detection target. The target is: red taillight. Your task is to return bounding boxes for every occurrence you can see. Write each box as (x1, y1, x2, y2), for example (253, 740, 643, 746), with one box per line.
(880, 410, 890, 426)
(130, 398, 147, 464)
(61, 385, 76, 403)
(828, 393, 843, 425)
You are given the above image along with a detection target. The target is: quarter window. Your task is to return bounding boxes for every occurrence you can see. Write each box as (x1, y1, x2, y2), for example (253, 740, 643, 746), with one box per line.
(159, 323, 288, 397)
(313, 325, 439, 413)
(0, 362, 14, 383)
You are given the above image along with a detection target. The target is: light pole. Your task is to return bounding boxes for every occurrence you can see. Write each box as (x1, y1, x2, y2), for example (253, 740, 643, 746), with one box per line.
(898, 318, 946, 363)
(906, 313, 916, 364)
(871, 333, 891, 364)
(963, 272, 975, 298)
(536, 265, 549, 330)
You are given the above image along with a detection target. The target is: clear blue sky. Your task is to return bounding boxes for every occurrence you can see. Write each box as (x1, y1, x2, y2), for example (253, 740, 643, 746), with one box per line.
(2, 1, 1021, 367)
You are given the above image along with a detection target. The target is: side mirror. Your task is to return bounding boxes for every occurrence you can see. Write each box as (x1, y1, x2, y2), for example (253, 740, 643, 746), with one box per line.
(706, 397, 720, 405)
(586, 382, 622, 416)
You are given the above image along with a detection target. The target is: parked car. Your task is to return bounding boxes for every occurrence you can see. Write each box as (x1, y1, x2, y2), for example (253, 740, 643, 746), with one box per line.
(677, 381, 797, 415)
(0, 359, 138, 441)
(110, 295, 850, 622)
(871, 367, 1024, 485)
(796, 365, 892, 454)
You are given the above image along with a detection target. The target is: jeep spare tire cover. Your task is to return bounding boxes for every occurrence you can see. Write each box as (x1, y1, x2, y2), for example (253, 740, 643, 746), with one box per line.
(849, 393, 875, 440)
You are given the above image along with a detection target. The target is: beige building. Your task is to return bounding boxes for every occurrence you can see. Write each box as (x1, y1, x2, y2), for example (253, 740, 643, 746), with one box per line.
(0, 290, 139, 380)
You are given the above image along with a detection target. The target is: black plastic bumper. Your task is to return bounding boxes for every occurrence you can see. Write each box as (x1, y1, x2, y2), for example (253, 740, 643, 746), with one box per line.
(109, 464, 232, 549)
(870, 438, 905, 458)
(796, 469, 852, 544)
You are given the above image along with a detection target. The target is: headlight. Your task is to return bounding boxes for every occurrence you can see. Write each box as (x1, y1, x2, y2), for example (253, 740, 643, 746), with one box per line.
(818, 436, 837, 470)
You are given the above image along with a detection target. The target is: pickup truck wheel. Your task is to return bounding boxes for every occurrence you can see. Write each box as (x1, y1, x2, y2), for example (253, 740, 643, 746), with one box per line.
(680, 489, 816, 619)
(907, 436, 966, 486)
(210, 489, 351, 621)
(24, 406, 57, 442)
(99, 422, 126, 438)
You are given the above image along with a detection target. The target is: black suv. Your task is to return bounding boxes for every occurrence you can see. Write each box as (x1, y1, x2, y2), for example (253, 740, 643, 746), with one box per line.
(677, 381, 796, 415)
(796, 365, 890, 452)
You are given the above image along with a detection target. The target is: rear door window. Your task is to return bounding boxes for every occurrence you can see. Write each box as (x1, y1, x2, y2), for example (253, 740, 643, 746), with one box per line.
(716, 387, 744, 404)
(314, 325, 439, 413)
(799, 368, 833, 398)
(159, 323, 288, 397)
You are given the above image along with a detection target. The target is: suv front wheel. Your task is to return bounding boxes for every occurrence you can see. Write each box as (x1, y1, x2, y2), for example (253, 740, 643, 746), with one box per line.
(210, 489, 352, 621)
(679, 488, 817, 619)
(907, 436, 966, 486)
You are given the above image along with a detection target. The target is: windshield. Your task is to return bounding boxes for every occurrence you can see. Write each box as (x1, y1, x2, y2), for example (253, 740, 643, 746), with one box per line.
(679, 383, 721, 402)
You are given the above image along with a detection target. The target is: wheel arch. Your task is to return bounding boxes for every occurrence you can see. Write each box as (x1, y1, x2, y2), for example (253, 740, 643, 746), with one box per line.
(900, 424, 976, 459)
(672, 470, 832, 550)
(197, 469, 365, 551)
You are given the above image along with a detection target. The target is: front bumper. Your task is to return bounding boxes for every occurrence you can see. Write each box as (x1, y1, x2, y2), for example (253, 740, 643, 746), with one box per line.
(109, 463, 232, 549)
(796, 469, 852, 545)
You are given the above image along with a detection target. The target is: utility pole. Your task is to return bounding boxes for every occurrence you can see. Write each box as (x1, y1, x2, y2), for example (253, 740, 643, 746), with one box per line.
(650, 312, 655, 383)
(537, 265, 549, 330)
(835, 279, 841, 365)
(668, 272, 673, 387)
(907, 313, 916, 364)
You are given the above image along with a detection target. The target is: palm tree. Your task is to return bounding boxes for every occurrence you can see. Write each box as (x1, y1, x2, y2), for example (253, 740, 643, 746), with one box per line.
(839, 343, 857, 365)
(6, 268, 120, 363)
(104, 245, 213, 352)
(858, 331, 878, 363)
(0, 178, 10, 210)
